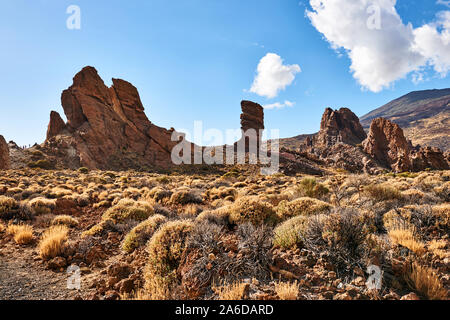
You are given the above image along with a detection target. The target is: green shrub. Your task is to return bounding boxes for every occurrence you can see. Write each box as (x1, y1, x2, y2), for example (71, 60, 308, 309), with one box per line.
(144, 220, 194, 299)
(169, 190, 202, 205)
(28, 159, 53, 170)
(276, 197, 331, 220)
(364, 184, 403, 202)
(298, 178, 329, 198)
(228, 196, 277, 226)
(78, 167, 89, 174)
(273, 215, 309, 249)
(102, 198, 154, 223)
(122, 214, 167, 253)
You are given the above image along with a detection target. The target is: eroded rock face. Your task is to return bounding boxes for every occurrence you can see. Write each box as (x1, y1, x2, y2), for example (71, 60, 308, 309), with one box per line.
(238, 100, 264, 152)
(317, 108, 367, 147)
(363, 118, 412, 172)
(46, 66, 180, 170)
(411, 146, 449, 171)
(46, 111, 67, 140)
(0, 135, 10, 170)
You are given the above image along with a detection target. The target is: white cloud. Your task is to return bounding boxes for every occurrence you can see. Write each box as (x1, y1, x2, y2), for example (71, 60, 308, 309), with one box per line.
(250, 53, 301, 98)
(306, 0, 450, 92)
(263, 100, 295, 110)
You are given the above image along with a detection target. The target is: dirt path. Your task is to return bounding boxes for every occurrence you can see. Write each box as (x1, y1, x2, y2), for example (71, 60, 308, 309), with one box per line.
(0, 241, 77, 300)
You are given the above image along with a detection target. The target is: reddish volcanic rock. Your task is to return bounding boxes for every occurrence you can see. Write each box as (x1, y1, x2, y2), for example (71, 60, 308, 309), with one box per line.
(239, 100, 264, 151)
(363, 118, 412, 172)
(0, 135, 10, 170)
(411, 146, 449, 171)
(317, 108, 367, 147)
(241, 100, 264, 133)
(46, 111, 67, 140)
(47, 66, 181, 170)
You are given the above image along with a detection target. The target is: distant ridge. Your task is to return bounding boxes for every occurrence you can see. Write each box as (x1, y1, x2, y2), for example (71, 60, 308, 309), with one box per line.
(360, 88, 450, 151)
(360, 88, 450, 128)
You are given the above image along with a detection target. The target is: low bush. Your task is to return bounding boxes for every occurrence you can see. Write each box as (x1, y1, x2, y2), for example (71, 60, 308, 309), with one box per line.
(297, 178, 329, 199)
(364, 184, 403, 202)
(303, 208, 369, 275)
(102, 198, 154, 223)
(144, 220, 194, 299)
(228, 196, 277, 226)
(51, 215, 79, 227)
(122, 214, 167, 253)
(276, 197, 331, 220)
(169, 190, 203, 205)
(273, 215, 309, 249)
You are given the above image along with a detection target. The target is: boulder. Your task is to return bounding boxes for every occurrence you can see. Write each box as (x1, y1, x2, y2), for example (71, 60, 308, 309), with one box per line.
(0, 135, 10, 170)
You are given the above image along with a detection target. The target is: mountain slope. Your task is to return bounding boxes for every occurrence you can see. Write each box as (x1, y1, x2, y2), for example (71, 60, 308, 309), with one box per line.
(361, 88, 450, 151)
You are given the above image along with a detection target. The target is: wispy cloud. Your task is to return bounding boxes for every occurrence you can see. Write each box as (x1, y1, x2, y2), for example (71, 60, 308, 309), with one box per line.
(263, 100, 295, 110)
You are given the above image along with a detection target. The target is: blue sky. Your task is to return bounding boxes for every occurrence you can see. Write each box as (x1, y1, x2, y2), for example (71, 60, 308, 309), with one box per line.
(1, 0, 449, 146)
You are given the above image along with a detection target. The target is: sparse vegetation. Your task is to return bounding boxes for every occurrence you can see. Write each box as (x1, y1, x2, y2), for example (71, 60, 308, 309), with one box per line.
(275, 281, 299, 300)
(38, 225, 69, 260)
(0, 168, 448, 300)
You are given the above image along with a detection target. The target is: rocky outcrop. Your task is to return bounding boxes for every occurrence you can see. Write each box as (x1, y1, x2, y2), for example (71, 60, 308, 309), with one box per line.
(411, 146, 449, 171)
(0, 135, 10, 170)
(46, 111, 67, 140)
(316, 108, 367, 147)
(45, 66, 182, 170)
(363, 118, 449, 172)
(241, 100, 264, 133)
(237, 101, 264, 152)
(363, 118, 412, 172)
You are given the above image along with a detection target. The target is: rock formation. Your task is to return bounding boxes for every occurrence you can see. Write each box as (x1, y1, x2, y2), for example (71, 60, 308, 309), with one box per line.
(411, 146, 449, 171)
(46, 111, 67, 140)
(237, 100, 264, 152)
(45, 66, 182, 170)
(363, 118, 412, 172)
(0, 135, 10, 170)
(316, 108, 367, 147)
(363, 118, 449, 172)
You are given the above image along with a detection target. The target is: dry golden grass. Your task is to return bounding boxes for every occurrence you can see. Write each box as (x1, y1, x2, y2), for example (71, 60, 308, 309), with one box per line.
(0, 222, 5, 232)
(405, 263, 448, 300)
(213, 281, 248, 300)
(274, 281, 299, 300)
(388, 224, 425, 256)
(13, 225, 34, 245)
(428, 239, 448, 259)
(38, 225, 69, 260)
(120, 289, 151, 301)
(6, 223, 20, 235)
